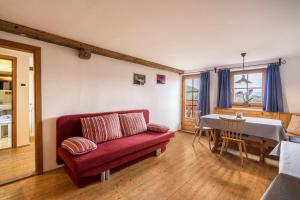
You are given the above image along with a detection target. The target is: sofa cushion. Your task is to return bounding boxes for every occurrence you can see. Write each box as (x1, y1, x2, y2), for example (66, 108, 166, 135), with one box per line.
(61, 137, 97, 155)
(147, 123, 170, 133)
(81, 116, 103, 143)
(100, 113, 123, 141)
(58, 131, 175, 173)
(81, 113, 122, 143)
(119, 112, 147, 136)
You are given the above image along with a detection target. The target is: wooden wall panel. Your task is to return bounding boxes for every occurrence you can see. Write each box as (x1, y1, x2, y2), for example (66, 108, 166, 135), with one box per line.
(215, 108, 295, 129)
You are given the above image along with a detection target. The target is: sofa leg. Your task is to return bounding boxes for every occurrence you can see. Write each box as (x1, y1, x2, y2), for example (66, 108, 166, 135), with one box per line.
(105, 170, 110, 180)
(100, 172, 106, 182)
(155, 148, 161, 156)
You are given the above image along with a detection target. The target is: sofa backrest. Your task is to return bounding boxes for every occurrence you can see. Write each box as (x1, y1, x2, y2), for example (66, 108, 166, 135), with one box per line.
(56, 109, 149, 164)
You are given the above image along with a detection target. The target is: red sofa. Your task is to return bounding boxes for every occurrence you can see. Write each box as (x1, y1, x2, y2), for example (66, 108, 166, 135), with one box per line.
(56, 109, 175, 187)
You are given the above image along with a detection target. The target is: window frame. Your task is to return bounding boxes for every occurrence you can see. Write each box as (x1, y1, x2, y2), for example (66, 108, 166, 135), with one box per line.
(230, 68, 266, 107)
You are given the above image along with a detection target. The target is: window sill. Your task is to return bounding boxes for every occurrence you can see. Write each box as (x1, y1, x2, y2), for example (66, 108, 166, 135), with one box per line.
(230, 106, 263, 111)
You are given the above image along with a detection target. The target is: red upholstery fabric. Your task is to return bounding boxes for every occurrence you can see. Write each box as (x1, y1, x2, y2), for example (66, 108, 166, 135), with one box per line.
(56, 109, 149, 164)
(61, 137, 97, 155)
(64, 141, 168, 187)
(119, 112, 147, 136)
(147, 123, 170, 133)
(79, 142, 168, 178)
(58, 131, 174, 173)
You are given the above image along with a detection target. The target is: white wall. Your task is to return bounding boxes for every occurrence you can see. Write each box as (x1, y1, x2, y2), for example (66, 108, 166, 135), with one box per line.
(210, 72, 218, 113)
(0, 31, 181, 171)
(29, 70, 35, 137)
(281, 55, 300, 113)
(28, 55, 35, 137)
(0, 47, 31, 147)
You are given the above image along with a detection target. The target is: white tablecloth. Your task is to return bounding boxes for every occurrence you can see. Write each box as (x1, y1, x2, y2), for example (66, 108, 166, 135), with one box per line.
(279, 141, 300, 178)
(200, 114, 286, 141)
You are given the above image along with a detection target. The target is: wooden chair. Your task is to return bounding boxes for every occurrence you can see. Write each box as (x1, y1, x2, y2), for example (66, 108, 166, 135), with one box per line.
(286, 114, 300, 141)
(219, 117, 248, 167)
(192, 110, 214, 150)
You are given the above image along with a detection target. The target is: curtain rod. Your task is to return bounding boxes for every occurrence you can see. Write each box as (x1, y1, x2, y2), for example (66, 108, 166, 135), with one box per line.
(183, 58, 286, 75)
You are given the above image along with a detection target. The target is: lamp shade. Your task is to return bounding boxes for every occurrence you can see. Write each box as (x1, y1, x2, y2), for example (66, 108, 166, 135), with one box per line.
(235, 74, 252, 84)
(235, 52, 251, 84)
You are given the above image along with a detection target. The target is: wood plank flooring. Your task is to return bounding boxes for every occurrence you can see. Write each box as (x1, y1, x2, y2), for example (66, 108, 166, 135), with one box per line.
(0, 137, 12, 149)
(0, 140, 35, 185)
(0, 132, 278, 200)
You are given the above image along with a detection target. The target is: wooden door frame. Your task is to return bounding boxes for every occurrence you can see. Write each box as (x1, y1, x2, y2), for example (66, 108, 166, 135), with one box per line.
(0, 38, 43, 175)
(181, 74, 200, 132)
(0, 54, 17, 148)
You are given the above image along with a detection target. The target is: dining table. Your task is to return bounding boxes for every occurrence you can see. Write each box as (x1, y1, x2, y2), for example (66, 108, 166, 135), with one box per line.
(200, 114, 286, 162)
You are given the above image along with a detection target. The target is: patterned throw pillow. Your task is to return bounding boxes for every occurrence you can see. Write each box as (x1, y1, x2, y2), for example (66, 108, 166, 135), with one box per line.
(147, 123, 170, 133)
(81, 113, 123, 143)
(61, 137, 97, 155)
(101, 113, 123, 141)
(119, 112, 147, 136)
(81, 116, 105, 143)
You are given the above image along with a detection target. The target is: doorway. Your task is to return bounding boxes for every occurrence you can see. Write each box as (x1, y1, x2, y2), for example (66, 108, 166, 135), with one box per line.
(0, 39, 42, 185)
(0, 55, 16, 150)
(181, 75, 200, 132)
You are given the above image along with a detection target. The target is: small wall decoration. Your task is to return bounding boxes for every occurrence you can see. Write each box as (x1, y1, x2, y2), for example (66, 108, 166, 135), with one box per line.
(156, 74, 166, 84)
(133, 73, 146, 85)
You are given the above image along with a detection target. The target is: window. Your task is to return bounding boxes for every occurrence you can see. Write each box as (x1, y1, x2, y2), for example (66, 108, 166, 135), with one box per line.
(231, 69, 266, 107)
(183, 76, 200, 118)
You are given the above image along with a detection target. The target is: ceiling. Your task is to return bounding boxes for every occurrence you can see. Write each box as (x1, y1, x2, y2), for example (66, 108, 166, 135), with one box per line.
(0, 0, 299, 71)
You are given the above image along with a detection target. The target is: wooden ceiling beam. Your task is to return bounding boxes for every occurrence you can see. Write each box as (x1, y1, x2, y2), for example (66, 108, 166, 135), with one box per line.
(0, 19, 184, 74)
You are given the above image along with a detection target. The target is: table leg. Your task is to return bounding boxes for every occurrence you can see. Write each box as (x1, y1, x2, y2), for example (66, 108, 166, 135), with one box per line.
(211, 130, 221, 152)
(259, 138, 266, 164)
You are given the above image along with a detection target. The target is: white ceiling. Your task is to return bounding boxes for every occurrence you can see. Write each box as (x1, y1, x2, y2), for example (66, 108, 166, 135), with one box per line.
(0, 0, 299, 71)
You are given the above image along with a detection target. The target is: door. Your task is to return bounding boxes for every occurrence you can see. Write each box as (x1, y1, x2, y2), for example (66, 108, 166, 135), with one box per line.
(181, 75, 200, 132)
(0, 51, 36, 185)
(0, 39, 43, 185)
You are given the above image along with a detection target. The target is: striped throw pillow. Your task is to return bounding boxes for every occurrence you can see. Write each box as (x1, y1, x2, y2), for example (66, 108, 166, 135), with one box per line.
(147, 123, 169, 133)
(81, 116, 105, 143)
(81, 113, 123, 143)
(101, 113, 123, 141)
(119, 112, 147, 136)
(61, 137, 97, 155)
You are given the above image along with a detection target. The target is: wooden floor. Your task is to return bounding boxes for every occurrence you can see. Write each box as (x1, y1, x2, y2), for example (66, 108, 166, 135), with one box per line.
(0, 137, 12, 149)
(0, 132, 278, 200)
(0, 140, 35, 185)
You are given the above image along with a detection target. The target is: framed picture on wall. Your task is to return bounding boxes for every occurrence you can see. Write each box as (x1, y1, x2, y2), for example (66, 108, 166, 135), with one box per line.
(133, 73, 146, 85)
(156, 74, 166, 84)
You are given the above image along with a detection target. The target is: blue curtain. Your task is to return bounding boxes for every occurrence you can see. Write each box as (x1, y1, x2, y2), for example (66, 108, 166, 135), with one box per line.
(217, 69, 232, 108)
(263, 63, 284, 112)
(198, 72, 210, 116)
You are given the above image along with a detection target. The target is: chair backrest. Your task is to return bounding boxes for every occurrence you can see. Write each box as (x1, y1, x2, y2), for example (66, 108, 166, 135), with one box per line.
(220, 117, 246, 140)
(280, 112, 300, 129)
(287, 114, 300, 136)
(195, 110, 201, 127)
